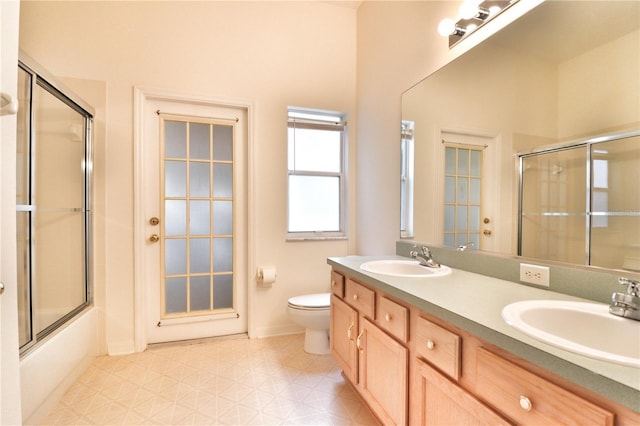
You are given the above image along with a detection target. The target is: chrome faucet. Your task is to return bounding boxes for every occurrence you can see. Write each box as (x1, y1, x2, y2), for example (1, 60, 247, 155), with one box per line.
(410, 245, 441, 268)
(610, 277, 640, 321)
(457, 242, 475, 251)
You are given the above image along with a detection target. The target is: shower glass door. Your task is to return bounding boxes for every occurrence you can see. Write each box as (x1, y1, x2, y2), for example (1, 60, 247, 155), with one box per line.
(17, 60, 93, 353)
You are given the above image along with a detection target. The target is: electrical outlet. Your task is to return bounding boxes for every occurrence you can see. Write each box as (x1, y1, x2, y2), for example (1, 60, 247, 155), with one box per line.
(519, 263, 550, 287)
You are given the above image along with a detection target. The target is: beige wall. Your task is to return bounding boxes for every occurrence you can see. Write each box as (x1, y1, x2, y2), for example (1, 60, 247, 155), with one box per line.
(19, 1, 357, 353)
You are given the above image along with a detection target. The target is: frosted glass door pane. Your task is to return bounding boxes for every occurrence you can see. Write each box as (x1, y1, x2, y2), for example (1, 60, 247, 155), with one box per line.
(165, 239, 187, 275)
(288, 175, 339, 232)
(190, 123, 210, 160)
(165, 277, 187, 314)
(190, 238, 210, 274)
(213, 125, 233, 161)
(457, 150, 469, 174)
(456, 206, 468, 231)
(444, 177, 455, 203)
(190, 276, 211, 311)
(214, 275, 233, 309)
(161, 117, 236, 317)
(213, 200, 233, 235)
(190, 200, 210, 235)
(470, 151, 481, 176)
(445, 148, 456, 174)
(456, 178, 468, 203)
(165, 161, 187, 197)
(444, 206, 454, 231)
(190, 162, 210, 197)
(470, 179, 481, 203)
(165, 121, 186, 158)
(470, 206, 480, 231)
(213, 238, 233, 272)
(165, 200, 186, 236)
(213, 164, 233, 197)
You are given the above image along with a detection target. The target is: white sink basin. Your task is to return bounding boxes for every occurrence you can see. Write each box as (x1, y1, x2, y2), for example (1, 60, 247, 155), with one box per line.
(360, 260, 451, 278)
(502, 300, 640, 367)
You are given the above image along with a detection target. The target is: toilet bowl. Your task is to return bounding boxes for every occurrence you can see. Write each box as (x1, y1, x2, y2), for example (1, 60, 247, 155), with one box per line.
(287, 292, 331, 355)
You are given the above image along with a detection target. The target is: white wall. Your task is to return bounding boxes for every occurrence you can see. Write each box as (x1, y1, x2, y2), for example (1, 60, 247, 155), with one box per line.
(19, 1, 358, 352)
(0, 0, 23, 424)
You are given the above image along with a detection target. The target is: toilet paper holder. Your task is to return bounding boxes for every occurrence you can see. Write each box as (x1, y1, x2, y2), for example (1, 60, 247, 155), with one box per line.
(257, 266, 277, 287)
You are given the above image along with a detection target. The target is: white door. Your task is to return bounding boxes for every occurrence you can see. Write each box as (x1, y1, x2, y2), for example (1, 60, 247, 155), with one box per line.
(1, 0, 23, 423)
(441, 130, 500, 253)
(137, 90, 248, 345)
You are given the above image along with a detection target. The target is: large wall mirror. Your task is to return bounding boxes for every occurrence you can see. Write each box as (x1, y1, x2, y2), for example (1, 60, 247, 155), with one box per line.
(402, 0, 639, 273)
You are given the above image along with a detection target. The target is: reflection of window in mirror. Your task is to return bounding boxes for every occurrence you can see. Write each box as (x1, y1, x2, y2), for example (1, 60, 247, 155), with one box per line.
(592, 157, 609, 228)
(400, 121, 414, 238)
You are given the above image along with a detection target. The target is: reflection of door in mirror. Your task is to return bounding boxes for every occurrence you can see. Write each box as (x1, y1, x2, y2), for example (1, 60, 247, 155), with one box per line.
(441, 131, 499, 252)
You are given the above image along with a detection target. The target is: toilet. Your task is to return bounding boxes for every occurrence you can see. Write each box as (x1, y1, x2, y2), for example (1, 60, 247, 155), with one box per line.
(287, 292, 331, 355)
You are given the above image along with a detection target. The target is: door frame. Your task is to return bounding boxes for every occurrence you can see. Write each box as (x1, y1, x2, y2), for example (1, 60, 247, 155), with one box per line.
(133, 87, 256, 352)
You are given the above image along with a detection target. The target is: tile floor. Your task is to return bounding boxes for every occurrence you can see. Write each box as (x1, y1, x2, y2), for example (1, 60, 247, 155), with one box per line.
(39, 334, 379, 425)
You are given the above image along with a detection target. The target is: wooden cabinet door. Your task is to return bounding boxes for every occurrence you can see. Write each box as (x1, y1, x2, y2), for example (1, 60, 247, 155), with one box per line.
(330, 295, 358, 384)
(358, 317, 408, 425)
(412, 358, 511, 426)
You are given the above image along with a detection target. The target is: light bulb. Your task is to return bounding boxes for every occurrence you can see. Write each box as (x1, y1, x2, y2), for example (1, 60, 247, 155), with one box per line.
(489, 5, 502, 16)
(438, 18, 456, 36)
(466, 23, 478, 32)
(459, 0, 482, 20)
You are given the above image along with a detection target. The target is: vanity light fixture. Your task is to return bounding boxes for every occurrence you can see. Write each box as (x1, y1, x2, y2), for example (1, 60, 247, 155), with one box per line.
(439, 0, 519, 48)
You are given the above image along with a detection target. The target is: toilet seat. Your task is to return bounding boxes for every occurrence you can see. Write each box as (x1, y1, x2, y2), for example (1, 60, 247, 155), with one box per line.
(287, 293, 330, 311)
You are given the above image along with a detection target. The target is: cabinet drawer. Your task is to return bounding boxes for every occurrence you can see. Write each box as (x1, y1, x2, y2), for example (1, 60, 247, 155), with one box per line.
(330, 270, 345, 298)
(415, 316, 461, 380)
(376, 296, 408, 342)
(345, 279, 375, 319)
(476, 348, 614, 425)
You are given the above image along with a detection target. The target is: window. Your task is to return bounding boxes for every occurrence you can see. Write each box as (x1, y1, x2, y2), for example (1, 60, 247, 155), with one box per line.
(287, 108, 346, 239)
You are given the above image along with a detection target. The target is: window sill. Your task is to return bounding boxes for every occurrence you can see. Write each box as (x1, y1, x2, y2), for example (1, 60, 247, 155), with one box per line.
(286, 235, 348, 242)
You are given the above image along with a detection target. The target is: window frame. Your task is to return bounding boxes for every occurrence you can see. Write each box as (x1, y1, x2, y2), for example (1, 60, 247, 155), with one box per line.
(286, 107, 347, 241)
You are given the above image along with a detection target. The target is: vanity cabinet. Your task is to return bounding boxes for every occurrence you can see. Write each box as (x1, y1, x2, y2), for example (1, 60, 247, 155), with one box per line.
(412, 358, 509, 425)
(330, 294, 358, 384)
(329, 267, 638, 426)
(475, 348, 614, 425)
(329, 273, 409, 425)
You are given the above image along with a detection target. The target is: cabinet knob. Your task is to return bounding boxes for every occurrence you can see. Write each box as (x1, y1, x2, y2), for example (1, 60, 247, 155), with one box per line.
(385, 313, 391, 322)
(331, 280, 336, 287)
(353, 294, 358, 301)
(519, 396, 532, 412)
(347, 322, 354, 341)
(426, 339, 435, 350)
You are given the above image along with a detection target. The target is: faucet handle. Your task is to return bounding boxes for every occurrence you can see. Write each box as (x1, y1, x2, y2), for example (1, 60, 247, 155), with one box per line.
(618, 277, 640, 297)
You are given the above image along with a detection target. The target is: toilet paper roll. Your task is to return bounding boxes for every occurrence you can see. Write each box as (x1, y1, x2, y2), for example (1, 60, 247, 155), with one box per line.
(258, 267, 277, 287)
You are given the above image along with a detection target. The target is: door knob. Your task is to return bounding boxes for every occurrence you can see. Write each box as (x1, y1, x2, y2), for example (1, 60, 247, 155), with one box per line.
(149, 217, 160, 226)
(0, 282, 4, 295)
(483, 229, 492, 236)
(149, 234, 160, 243)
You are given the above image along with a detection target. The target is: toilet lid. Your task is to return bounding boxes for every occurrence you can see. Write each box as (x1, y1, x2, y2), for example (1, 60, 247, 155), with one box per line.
(288, 293, 330, 309)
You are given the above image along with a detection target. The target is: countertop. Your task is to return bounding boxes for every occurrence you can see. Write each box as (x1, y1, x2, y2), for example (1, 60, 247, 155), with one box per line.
(327, 255, 640, 413)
